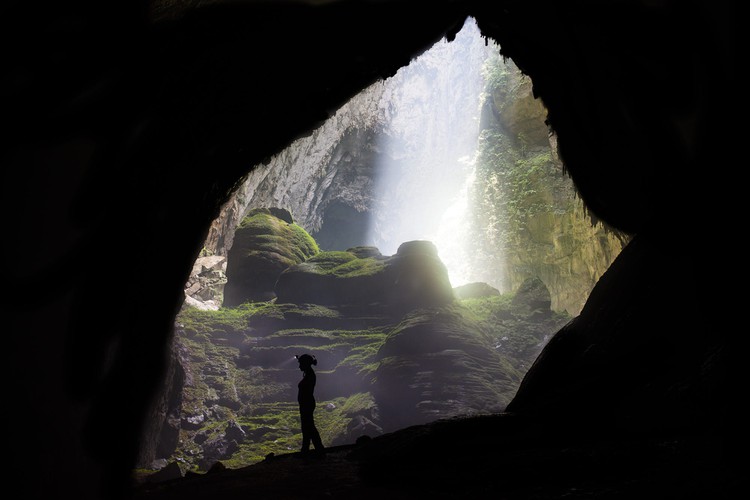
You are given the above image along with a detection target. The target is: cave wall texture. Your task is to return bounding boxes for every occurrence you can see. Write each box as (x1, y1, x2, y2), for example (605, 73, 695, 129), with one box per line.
(2, 1, 733, 499)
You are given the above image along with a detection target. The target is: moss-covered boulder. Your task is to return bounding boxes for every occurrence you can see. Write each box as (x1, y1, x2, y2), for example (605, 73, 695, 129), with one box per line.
(223, 208, 319, 306)
(390, 241, 455, 309)
(274, 240, 454, 311)
(372, 305, 522, 432)
(274, 248, 387, 306)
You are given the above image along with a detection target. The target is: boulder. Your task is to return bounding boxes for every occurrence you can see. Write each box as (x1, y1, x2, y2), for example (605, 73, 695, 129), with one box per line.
(274, 240, 454, 311)
(372, 305, 522, 431)
(453, 282, 501, 300)
(389, 241, 455, 310)
(223, 208, 319, 306)
(225, 420, 246, 443)
(345, 415, 383, 443)
(146, 461, 183, 483)
(199, 435, 239, 471)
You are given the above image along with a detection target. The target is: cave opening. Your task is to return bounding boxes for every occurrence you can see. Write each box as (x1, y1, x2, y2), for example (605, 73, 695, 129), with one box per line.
(141, 15, 625, 477)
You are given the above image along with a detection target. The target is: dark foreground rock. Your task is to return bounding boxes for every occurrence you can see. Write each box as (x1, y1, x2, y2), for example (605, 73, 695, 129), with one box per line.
(132, 413, 733, 500)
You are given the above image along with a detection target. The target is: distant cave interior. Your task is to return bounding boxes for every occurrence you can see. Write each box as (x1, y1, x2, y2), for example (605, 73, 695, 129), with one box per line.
(5, 1, 732, 499)
(312, 201, 370, 252)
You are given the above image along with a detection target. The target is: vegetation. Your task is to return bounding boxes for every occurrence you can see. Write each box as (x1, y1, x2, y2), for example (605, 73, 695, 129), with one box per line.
(459, 294, 570, 365)
(299, 251, 386, 278)
(177, 301, 265, 334)
(166, 283, 568, 474)
(234, 210, 319, 267)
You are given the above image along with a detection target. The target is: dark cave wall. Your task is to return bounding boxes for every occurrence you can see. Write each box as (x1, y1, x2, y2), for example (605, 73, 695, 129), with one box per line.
(3, 1, 732, 499)
(472, 0, 720, 234)
(4, 3, 471, 498)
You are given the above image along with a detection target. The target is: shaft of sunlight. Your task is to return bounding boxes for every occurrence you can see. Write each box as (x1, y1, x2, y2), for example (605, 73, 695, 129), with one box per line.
(366, 17, 495, 287)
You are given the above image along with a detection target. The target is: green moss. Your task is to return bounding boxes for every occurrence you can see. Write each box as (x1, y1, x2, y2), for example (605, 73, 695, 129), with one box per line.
(177, 301, 272, 333)
(333, 257, 385, 278)
(281, 303, 341, 318)
(235, 371, 290, 404)
(235, 211, 319, 266)
(458, 294, 514, 322)
(457, 294, 571, 363)
(208, 392, 379, 468)
(223, 404, 301, 466)
(340, 392, 376, 416)
(178, 301, 344, 339)
(301, 251, 386, 278)
(312, 397, 349, 444)
(304, 251, 357, 271)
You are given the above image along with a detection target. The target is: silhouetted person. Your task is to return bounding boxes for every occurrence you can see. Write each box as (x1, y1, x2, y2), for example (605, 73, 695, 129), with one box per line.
(296, 353, 325, 455)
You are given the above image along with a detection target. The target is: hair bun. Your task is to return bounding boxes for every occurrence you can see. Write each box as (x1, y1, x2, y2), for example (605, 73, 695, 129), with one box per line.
(296, 353, 317, 366)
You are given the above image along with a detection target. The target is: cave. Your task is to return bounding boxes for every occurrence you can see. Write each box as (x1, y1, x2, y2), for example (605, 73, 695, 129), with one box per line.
(4, 1, 734, 499)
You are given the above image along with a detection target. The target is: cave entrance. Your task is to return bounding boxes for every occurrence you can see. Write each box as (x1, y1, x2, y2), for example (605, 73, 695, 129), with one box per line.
(147, 16, 625, 476)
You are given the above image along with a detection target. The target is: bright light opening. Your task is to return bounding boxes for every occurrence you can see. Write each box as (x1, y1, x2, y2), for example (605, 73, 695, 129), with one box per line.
(365, 17, 496, 288)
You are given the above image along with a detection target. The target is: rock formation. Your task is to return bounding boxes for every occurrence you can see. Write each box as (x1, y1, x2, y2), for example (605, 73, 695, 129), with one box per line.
(149, 229, 567, 471)
(275, 240, 454, 311)
(223, 208, 319, 306)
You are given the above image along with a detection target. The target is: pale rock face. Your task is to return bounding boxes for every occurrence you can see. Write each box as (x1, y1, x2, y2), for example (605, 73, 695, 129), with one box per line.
(202, 19, 492, 259)
(191, 255, 226, 276)
(184, 255, 227, 309)
(183, 294, 221, 311)
(202, 81, 387, 258)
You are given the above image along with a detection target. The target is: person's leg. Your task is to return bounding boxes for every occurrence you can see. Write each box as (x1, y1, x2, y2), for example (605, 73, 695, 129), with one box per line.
(310, 420, 324, 452)
(300, 407, 313, 452)
(308, 406, 324, 453)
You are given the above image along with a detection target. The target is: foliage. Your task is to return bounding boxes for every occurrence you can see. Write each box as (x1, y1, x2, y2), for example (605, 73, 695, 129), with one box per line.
(472, 130, 559, 246)
(482, 52, 512, 94)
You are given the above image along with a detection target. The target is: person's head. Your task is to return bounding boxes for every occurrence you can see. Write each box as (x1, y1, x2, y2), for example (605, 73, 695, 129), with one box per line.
(296, 353, 317, 371)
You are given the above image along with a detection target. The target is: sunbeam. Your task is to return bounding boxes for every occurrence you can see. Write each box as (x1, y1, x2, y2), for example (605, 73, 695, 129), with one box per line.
(365, 17, 496, 287)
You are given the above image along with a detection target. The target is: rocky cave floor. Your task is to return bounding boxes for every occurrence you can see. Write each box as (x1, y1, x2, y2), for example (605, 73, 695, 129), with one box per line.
(131, 414, 736, 500)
